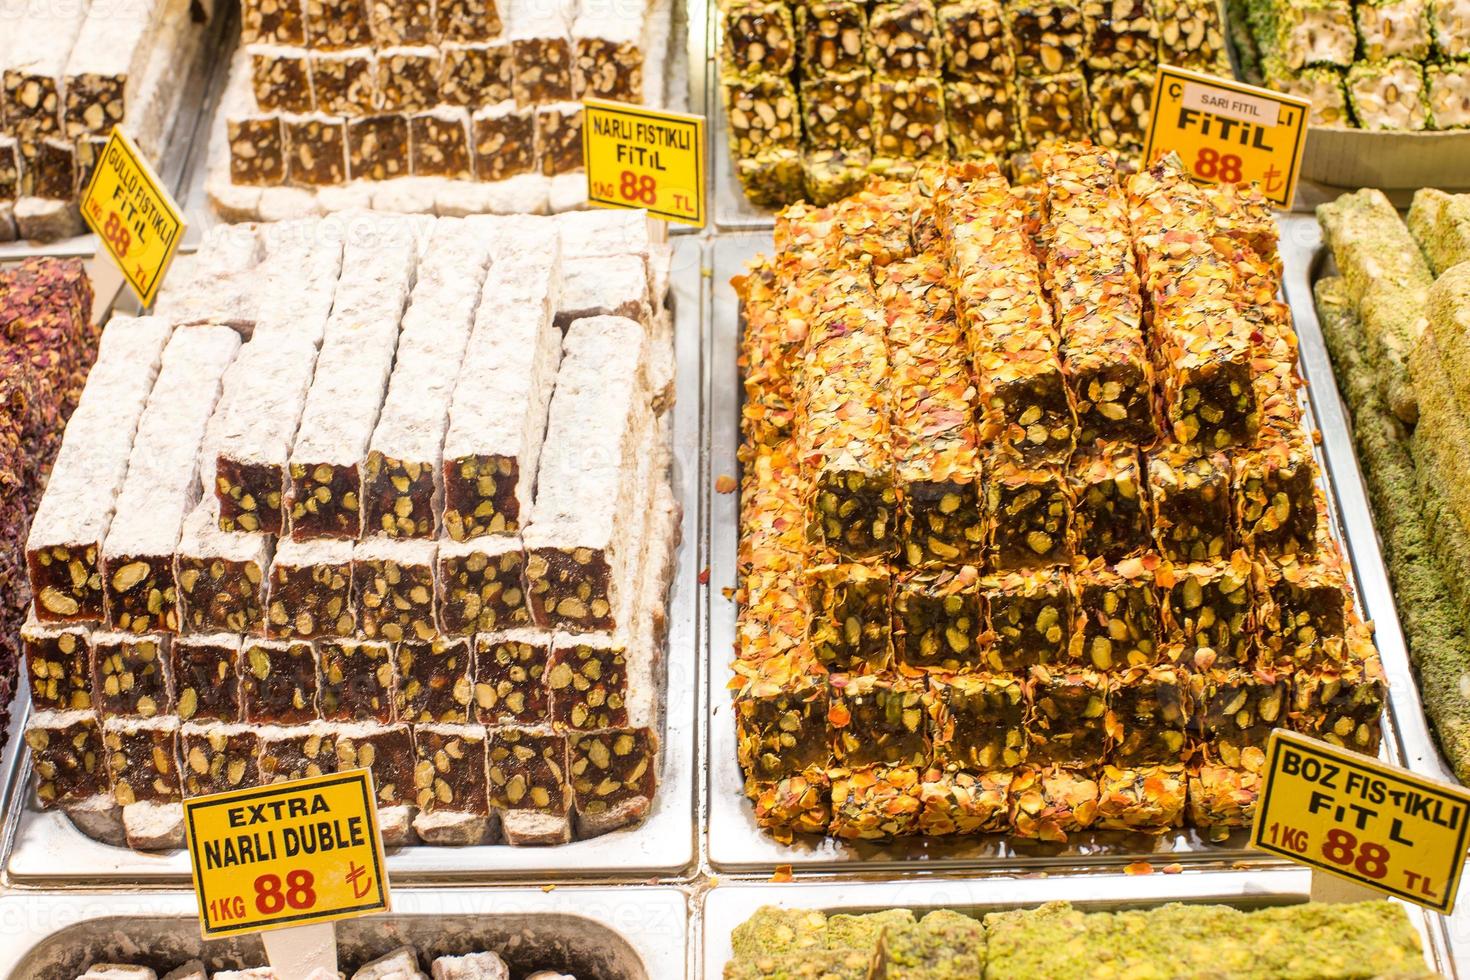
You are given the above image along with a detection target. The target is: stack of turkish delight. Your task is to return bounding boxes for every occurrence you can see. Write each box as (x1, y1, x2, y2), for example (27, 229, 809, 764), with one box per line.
(0, 0, 210, 241)
(22, 209, 680, 851)
(718, 0, 1232, 207)
(1238, 0, 1470, 129)
(209, 0, 675, 221)
(731, 146, 1383, 846)
(0, 258, 96, 750)
(77, 945, 577, 980)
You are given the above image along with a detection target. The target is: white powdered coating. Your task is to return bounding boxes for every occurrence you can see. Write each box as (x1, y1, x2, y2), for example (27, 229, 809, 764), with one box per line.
(441, 237, 562, 516)
(104, 326, 241, 563)
(124, 0, 206, 159)
(66, 793, 126, 846)
(435, 533, 520, 564)
(412, 809, 495, 844)
(482, 215, 559, 277)
(1428, 61, 1470, 127)
(353, 535, 437, 567)
(505, 0, 574, 40)
(151, 223, 267, 333)
(159, 961, 208, 980)
(316, 182, 376, 212)
(253, 215, 347, 340)
(21, 607, 89, 643)
(1, 0, 91, 89)
(272, 535, 354, 571)
(352, 946, 424, 980)
(499, 808, 571, 846)
(206, 174, 263, 222)
(211, 332, 321, 476)
(368, 176, 444, 214)
(430, 952, 510, 980)
(256, 185, 325, 221)
(523, 317, 649, 618)
(13, 198, 84, 240)
(177, 497, 272, 568)
(475, 623, 549, 648)
(556, 254, 651, 328)
(174, 632, 242, 655)
(27, 708, 97, 731)
(122, 799, 184, 849)
(555, 209, 656, 259)
(179, 720, 255, 739)
(546, 173, 588, 214)
(290, 224, 416, 470)
(370, 218, 492, 468)
(103, 714, 180, 738)
(212, 971, 278, 980)
(26, 316, 173, 555)
(79, 964, 160, 980)
(64, 0, 167, 95)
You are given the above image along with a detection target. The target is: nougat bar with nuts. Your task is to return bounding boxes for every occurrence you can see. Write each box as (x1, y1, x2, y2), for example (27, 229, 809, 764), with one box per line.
(929, 672, 1027, 769)
(443, 236, 562, 541)
(981, 568, 1072, 670)
(242, 639, 320, 723)
(938, 0, 1014, 77)
(242, 0, 306, 44)
(868, 0, 944, 76)
(318, 639, 397, 722)
(724, 74, 801, 167)
(1008, 765, 1098, 841)
(1026, 665, 1108, 766)
(181, 724, 261, 797)
(1290, 638, 1386, 754)
(1153, 299, 1259, 450)
(1233, 438, 1320, 559)
(917, 768, 1012, 835)
(945, 76, 1021, 158)
(524, 316, 653, 632)
(437, 0, 503, 41)
(27, 711, 107, 807)
(412, 723, 492, 843)
(569, 726, 657, 835)
(104, 716, 182, 805)
(1017, 71, 1091, 144)
(804, 562, 893, 673)
(283, 115, 348, 186)
(829, 765, 922, 839)
(250, 46, 313, 113)
(397, 636, 474, 723)
(986, 461, 1073, 570)
(507, 0, 574, 103)
(1005, 0, 1085, 75)
(1082, 0, 1157, 70)
(1256, 550, 1351, 667)
(893, 566, 980, 671)
(1161, 552, 1254, 668)
(171, 635, 243, 723)
(287, 226, 417, 540)
(304, 0, 372, 48)
(1070, 559, 1160, 672)
(267, 538, 356, 639)
(335, 723, 415, 812)
(1147, 447, 1231, 562)
(91, 632, 172, 720)
(1089, 68, 1154, 156)
(441, 43, 513, 106)
(176, 499, 270, 635)
(830, 674, 931, 768)
(487, 726, 571, 843)
(1108, 666, 1189, 765)
(101, 327, 240, 634)
(438, 536, 531, 634)
(1068, 445, 1149, 561)
(734, 656, 832, 781)
(311, 48, 378, 116)
(1191, 668, 1287, 767)
(722, 1, 797, 78)
(473, 630, 550, 725)
(872, 75, 948, 162)
(349, 113, 411, 180)
(798, 0, 870, 75)
(352, 538, 437, 643)
(22, 615, 92, 711)
(258, 724, 337, 782)
(472, 101, 537, 180)
(1095, 764, 1186, 832)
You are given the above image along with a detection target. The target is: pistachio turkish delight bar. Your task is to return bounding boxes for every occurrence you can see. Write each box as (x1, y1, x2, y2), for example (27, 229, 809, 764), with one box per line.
(986, 461, 1073, 570)
(1427, 61, 1470, 129)
(799, 0, 870, 75)
(334, 723, 416, 840)
(351, 538, 437, 643)
(287, 224, 416, 540)
(398, 635, 474, 723)
(1191, 668, 1287, 767)
(180, 724, 261, 797)
(91, 632, 172, 720)
(881, 254, 984, 568)
(473, 629, 549, 725)
(799, 69, 875, 151)
(938, 0, 1014, 77)
(893, 566, 981, 671)
(104, 327, 240, 635)
(1068, 445, 1149, 561)
(412, 722, 492, 843)
(830, 674, 931, 767)
(507, 0, 574, 104)
(523, 315, 652, 632)
(1254, 0, 1355, 69)
(440, 42, 513, 106)
(311, 48, 377, 115)
(258, 723, 337, 782)
(104, 715, 181, 805)
(872, 75, 948, 162)
(171, 634, 243, 723)
(442, 228, 561, 541)
(1356, 0, 1432, 59)
(1017, 70, 1091, 145)
(241, 638, 320, 722)
(1095, 764, 1186, 831)
(1006, 0, 1085, 75)
(21, 614, 92, 712)
(176, 500, 270, 635)
(829, 765, 922, 839)
(27, 710, 107, 808)
(266, 537, 356, 640)
(1188, 761, 1259, 836)
(799, 267, 899, 560)
(318, 638, 396, 722)
(734, 656, 832, 781)
(1109, 666, 1190, 765)
(803, 561, 892, 673)
(980, 568, 1072, 670)
(1347, 57, 1430, 131)
(929, 672, 1027, 768)
(1161, 552, 1255, 668)
(1008, 765, 1098, 841)
(27, 317, 173, 622)
(1290, 638, 1386, 753)
(1083, 0, 1156, 69)
(1070, 559, 1160, 672)
(1026, 665, 1108, 766)
(568, 725, 657, 836)
(1147, 446, 1232, 561)
(1256, 549, 1350, 667)
(365, 220, 492, 539)
(1431, 0, 1470, 56)
(916, 767, 1012, 836)
(228, 115, 287, 186)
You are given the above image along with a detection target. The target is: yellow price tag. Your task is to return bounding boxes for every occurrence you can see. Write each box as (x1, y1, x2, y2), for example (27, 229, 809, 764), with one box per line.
(79, 127, 185, 308)
(183, 769, 391, 938)
(583, 99, 706, 227)
(1252, 730, 1470, 913)
(1142, 65, 1311, 209)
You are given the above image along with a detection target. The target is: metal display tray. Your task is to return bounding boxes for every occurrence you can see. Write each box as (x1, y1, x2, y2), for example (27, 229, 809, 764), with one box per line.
(699, 868, 1459, 978)
(0, 235, 709, 888)
(0, 886, 690, 979)
(703, 217, 1450, 872)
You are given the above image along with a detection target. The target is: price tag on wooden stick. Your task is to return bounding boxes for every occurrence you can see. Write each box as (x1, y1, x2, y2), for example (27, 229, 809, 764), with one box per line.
(183, 767, 391, 978)
(1142, 65, 1311, 209)
(1251, 730, 1470, 913)
(78, 127, 185, 308)
(583, 99, 706, 227)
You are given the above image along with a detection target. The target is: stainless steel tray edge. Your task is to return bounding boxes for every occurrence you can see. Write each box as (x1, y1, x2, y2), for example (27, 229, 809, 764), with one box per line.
(698, 868, 1458, 979)
(1, 236, 708, 888)
(703, 220, 1440, 873)
(0, 886, 691, 980)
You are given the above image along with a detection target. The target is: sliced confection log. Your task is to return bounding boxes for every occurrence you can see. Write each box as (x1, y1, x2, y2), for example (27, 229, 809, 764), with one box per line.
(410, 107, 474, 177)
(20, 612, 92, 712)
(437, 535, 531, 634)
(1, 0, 92, 140)
(102, 326, 241, 635)
(242, 637, 322, 722)
(13, 198, 83, 241)
(441, 223, 561, 541)
(364, 219, 492, 538)
(318, 638, 398, 722)
(179, 722, 261, 796)
(352, 537, 437, 642)
(437, 0, 503, 41)
(310, 47, 378, 115)
(571, 0, 672, 106)
(555, 253, 652, 331)
(523, 315, 652, 634)
(0, 138, 18, 200)
(471, 627, 550, 725)
(533, 102, 582, 176)
(349, 113, 412, 179)
(488, 725, 571, 844)
(506, 0, 575, 105)
(170, 634, 243, 723)
(229, 115, 288, 186)
(150, 223, 268, 333)
(175, 498, 271, 635)
(24, 316, 173, 623)
(266, 537, 356, 640)
(334, 722, 417, 843)
(284, 114, 349, 186)
(412, 722, 495, 843)
(118, 0, 210, 162)
(368, 0, 434, 45)
(241, 0, 307, 44)
(304, 0, 373, 49)
(287, 219, 417, 539)
(555, 209, 658, 261)
(440, 42, 513, 106)
(378, 45, 442, 111)
(250, 45, 315, 113)
(471, 101, 537, 181)
(26, 709, 108, 808)
(103, 715, 185, 849)
(397, 634, 474, 722)
(19, 138, 77, 200)
(257, 722, 338, 781)
(90, 631, 173, 720)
